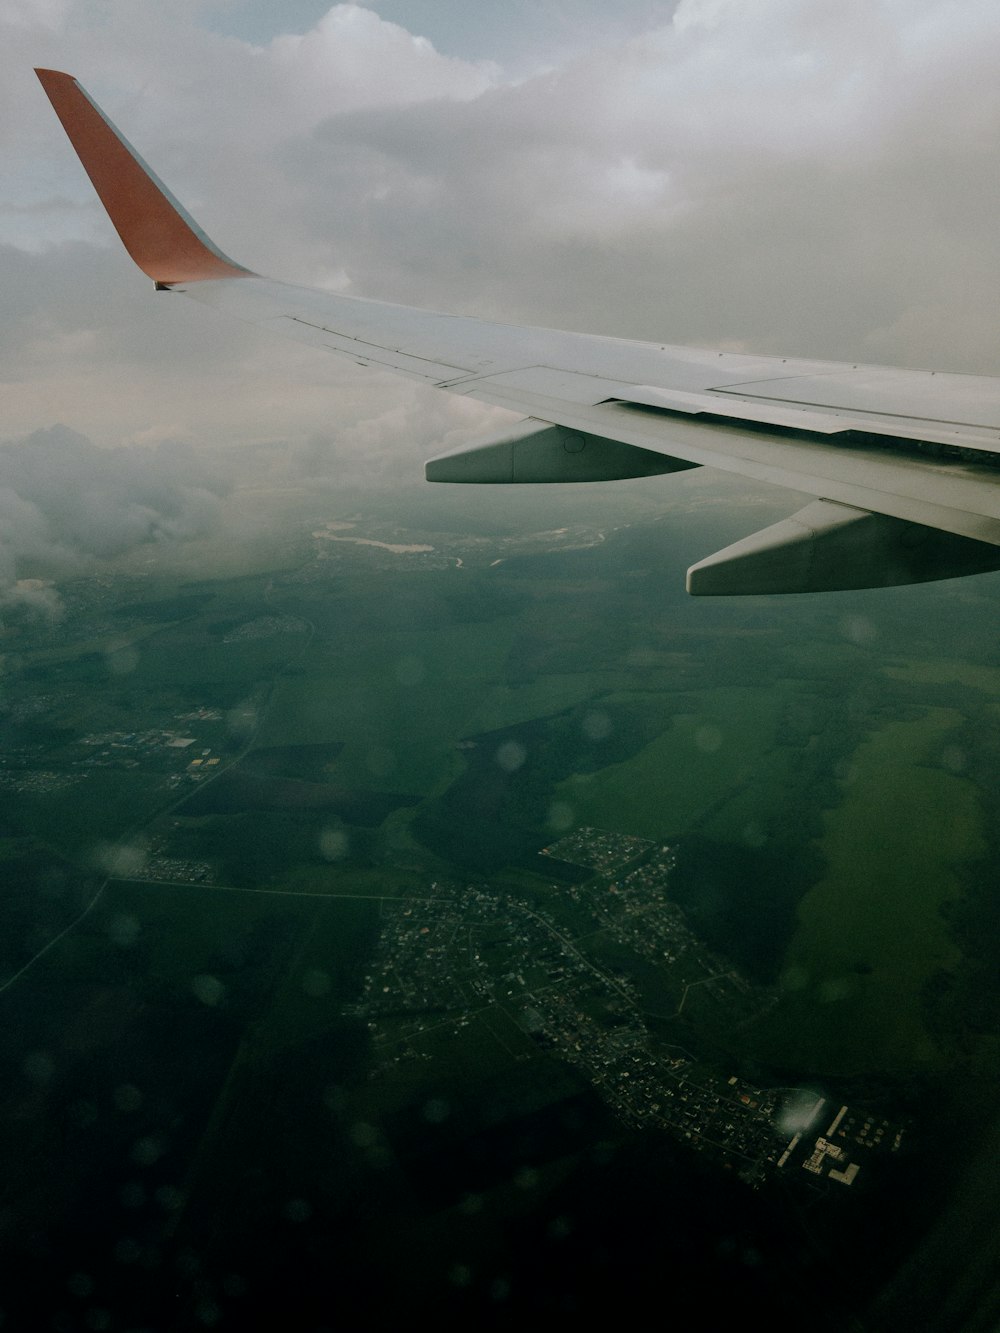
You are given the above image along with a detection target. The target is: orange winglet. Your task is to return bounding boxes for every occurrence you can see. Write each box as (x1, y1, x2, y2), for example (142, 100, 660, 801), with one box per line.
(36, 69, 252, 286)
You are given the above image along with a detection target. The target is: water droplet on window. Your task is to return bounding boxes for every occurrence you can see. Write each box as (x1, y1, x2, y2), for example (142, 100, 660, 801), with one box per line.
(131, 1136, 165, 1167)
(395, 656, 425, 686)
(547, 801, 574, 832)
(104, 641, 139, 676)
(113, 1084, 143, 1113)
(840, 614, 877, 645)
(113, 1237, 142, 1264)
(195, 1296, 222, 1326)
(780, 966, 808, 992)
(302, 968, 332, 998)
(107, 913, 141, 946)
(496, 740, 526, 772)
(191, 974, 225, 1006)
(422, 1098, 450, 1124)
(582, 710, 612, 740)
(176, 1247, 201, 1277)
(351, 1121, 378, 1149)
(23, 1051, 55, 1084)
(92, 841, 148, 879)
(322, 1084, 346, 1114)
(365, 746, 396, 776)
(318, 827, 349, 861)
(942, 745, 966, 773)
(741, 822, 767, 848)
(283, 1198, 312, 1224)
(818, 976, 854, 1003)
(226, 701, 258, 741)
(71, 1100, 99, 1128)
(694, 724, 723, 753)
(119, 1182, 146, 1209)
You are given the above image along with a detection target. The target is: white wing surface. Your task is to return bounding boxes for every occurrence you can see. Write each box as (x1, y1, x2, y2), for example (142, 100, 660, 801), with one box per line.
(36, 69, 1000, 595)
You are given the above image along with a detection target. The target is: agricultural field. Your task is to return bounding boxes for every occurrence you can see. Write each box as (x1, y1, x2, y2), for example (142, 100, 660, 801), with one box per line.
(2, 478, 999, 1329)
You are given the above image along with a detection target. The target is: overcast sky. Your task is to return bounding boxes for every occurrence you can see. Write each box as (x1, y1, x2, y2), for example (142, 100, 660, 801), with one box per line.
(2, 0, 1000, 603)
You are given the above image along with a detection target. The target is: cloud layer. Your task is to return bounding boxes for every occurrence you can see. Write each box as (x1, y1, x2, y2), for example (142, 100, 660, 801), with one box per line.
(4, 0, 1000, 521)
(0, 425, 227, 615)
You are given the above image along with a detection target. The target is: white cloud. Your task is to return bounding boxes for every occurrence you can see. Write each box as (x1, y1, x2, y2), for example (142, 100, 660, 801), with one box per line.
(267, 4, 498, 114)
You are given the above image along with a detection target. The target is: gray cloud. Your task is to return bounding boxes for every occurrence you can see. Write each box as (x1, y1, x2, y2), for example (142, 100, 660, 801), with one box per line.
(3, 0, 1000, 493)
(0, 425, 229, 616)
(273, 1, 1000, 370)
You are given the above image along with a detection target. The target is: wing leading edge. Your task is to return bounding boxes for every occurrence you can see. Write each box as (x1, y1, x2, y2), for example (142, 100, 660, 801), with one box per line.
(36, 69, 1000, 594)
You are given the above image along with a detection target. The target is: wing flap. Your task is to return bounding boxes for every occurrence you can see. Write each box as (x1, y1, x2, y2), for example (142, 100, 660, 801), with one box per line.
(601, 384, 1000, 454)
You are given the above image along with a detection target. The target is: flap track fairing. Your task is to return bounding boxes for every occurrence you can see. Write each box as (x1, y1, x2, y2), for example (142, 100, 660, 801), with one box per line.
(687, 499, 1000, 595)
(425, 419, 697, 484)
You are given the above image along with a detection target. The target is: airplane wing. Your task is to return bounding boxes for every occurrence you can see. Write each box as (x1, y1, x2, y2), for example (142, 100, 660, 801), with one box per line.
(36, 68, 1000, 595)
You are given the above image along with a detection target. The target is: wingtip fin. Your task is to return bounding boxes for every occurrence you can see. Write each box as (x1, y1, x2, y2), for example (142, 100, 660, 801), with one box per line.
(35, 68, 252, 285)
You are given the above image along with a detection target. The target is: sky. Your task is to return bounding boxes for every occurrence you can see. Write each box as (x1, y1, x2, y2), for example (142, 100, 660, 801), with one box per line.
(3, 0, 1000, 607)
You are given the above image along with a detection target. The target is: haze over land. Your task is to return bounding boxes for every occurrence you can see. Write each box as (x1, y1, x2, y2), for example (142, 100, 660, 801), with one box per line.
(1, 470, 999, 1329)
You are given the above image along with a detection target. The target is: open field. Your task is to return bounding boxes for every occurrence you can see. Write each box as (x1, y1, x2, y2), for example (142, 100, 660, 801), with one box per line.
(3, 481, 1000, 1329)
(747, 708, 984, 1075)
(554, 686, 784, 838)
